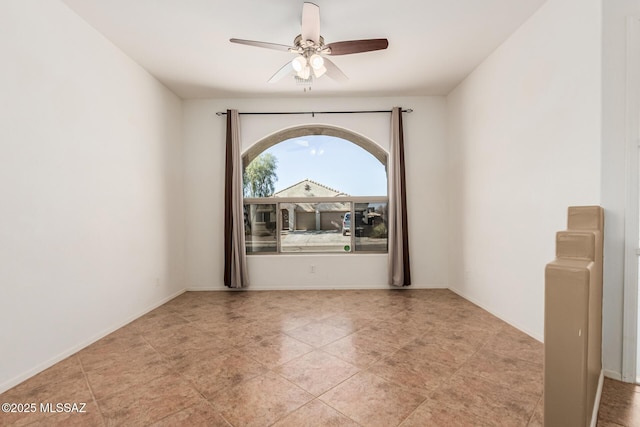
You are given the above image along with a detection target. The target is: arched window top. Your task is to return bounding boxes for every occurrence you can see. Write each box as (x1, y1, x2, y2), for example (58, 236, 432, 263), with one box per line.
(243, 124, 387, 198)
(243, 124, 387, 167)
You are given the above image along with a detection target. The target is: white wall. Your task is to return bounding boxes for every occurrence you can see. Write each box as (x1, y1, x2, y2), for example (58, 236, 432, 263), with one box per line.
(0, 0, 185, 392)
(601, 0, 640, 381)
(446, 0, 602, 340)
(183, 96, 448, 290)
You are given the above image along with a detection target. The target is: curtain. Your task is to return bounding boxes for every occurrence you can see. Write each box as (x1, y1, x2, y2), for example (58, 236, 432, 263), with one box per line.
(388, 107, 411, 286)
(224, 109, 249, 288)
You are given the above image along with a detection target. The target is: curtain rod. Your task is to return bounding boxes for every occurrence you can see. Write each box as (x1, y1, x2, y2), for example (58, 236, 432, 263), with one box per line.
(215, 108, 413, 117)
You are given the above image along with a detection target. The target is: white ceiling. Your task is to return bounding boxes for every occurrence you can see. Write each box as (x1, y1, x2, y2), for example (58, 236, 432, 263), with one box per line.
(61, 0, 546, 99)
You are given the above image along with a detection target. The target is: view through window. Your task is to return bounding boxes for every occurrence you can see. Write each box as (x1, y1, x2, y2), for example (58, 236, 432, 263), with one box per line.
(243, 134, 388, 254)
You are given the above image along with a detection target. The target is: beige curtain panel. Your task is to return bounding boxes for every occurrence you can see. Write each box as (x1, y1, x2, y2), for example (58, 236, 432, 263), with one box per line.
(388, 107, 411, 286)
(224, 109, 249, 288)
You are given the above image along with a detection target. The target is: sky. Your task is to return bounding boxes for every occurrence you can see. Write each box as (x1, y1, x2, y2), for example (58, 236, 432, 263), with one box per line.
(263, 135, 387, 196)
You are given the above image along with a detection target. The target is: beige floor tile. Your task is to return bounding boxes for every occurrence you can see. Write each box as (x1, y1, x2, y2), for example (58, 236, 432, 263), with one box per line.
(77, 329, 152, 372)
(272, 399, 360, 427)
(527, 395, 543, 426)
(164, 301, 222, 322)
(240, 333, 314, 368)
(84, 346, 172, 400)
(368, 349, 455, 395)
(430, 371, 538, 426)
(285, 321, 353, 347)
(321, 332, 400, 368)
(596, 421, 627, 427)
(400, 398, 496, 427)
(428, 324, 494, 349)
(459, 347, 543, 396)
(597, 378, 640, 426)
(175, 350, 268, 398)
(319, 371, 426, 427)
(275, 350, 360, 396)
(486, 325, 544, 366)
(319, 311, 379, 332)
(162, 344, 228, 372)
(98, 373, 201, 426)
(148, 399, 231, 426)
(191, 312, 255, 332)
(196, 319, 281, 347)
(399, 334, 479, 370)
(268, 311, 317, 332)
(142, 322, 229, 357)
(388, 308, 447, 329)
(357, 320, 423, 347)
(208, 371, 313, 427)
(444, 304, 507, 332)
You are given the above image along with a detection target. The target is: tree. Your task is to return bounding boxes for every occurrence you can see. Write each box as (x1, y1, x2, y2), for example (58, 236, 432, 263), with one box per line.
(243, 153, 278, 197)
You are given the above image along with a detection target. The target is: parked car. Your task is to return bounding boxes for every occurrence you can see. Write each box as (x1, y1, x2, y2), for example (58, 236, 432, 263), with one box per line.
(342, 212, 351, 235)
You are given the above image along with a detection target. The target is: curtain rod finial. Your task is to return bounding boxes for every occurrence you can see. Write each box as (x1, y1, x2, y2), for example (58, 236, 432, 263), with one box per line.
(406, 109, 413, 113)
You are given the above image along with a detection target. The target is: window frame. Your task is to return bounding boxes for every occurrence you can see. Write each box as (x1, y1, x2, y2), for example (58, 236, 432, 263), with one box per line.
(244, 196, 388, 255)
(243, 125, 389, 256)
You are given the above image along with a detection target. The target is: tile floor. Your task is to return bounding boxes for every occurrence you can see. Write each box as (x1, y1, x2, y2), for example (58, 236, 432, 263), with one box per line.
(0, 289, 633, 426)
(599, 377, 640, 426)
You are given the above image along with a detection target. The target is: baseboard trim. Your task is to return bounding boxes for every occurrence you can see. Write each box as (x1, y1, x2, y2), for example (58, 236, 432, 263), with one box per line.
(0, 288, 186, 394)
(590, 370, 604, 427)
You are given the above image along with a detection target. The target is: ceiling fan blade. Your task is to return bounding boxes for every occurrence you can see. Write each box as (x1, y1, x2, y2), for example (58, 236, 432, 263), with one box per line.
(301, 2, 320, 43)
(325, 39, 389, 56)
(323, 58, 348, 83)
(230, 38, 293, 52)
(268, 61, 295, 83)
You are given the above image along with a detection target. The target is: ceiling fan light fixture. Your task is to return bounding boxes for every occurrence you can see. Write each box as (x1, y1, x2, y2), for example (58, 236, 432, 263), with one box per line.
(309, 54, 324, 70)
(291, 55, 306, 72)
(298, 64, 311, 79)
(312, 64, 327, 78)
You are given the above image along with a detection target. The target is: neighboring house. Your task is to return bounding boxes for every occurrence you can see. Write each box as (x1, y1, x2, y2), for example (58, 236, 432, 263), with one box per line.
(273, 179, 349, 231)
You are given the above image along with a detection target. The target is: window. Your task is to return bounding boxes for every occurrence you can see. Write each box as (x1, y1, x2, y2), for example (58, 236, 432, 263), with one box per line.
(243, 129, 388, 254)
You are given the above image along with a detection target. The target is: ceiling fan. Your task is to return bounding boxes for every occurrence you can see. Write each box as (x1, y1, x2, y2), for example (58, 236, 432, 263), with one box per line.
(230, 2, 389, 84)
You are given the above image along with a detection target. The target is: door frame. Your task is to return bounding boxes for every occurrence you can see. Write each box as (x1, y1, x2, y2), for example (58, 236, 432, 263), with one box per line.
(623, 16, 640, 383)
